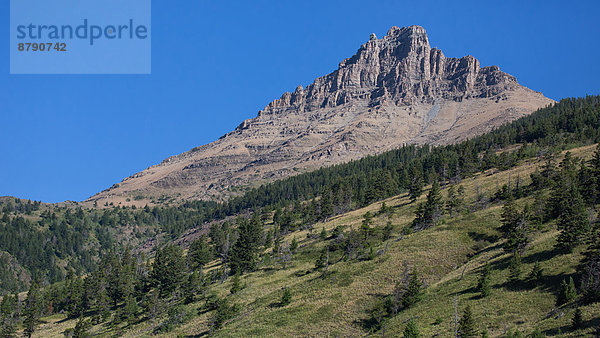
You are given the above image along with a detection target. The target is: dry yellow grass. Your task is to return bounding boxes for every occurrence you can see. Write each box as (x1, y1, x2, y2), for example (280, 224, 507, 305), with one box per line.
(34, 144, 600, 337)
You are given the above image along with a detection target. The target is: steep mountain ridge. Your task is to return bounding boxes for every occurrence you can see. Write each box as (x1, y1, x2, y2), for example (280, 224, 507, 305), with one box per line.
(89, 25, 553, 204)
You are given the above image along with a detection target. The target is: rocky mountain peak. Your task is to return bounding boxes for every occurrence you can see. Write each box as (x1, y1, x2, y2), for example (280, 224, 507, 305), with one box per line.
(384, 25, 429, 47)
(262, 25, 519, 116)
(88, 25, 553, 205)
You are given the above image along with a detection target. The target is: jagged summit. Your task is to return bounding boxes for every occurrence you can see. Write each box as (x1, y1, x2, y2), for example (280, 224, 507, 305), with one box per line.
(88, 25, 553, 205)
(260, 25, 516, 117)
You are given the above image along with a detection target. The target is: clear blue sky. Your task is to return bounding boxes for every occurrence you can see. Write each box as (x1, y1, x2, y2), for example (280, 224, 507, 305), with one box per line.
(1, 0, 599, 203)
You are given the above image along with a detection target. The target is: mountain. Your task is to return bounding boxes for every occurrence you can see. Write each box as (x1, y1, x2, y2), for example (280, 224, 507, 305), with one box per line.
(88, 25, 553, 205)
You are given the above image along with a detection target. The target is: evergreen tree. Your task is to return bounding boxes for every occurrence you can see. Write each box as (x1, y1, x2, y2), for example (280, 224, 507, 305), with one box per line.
(458, 305, 477, 337)
(477, 264, 492, 297)
(401, 270, 424, 309)
(319, 189, 334, 221)
(280, 287, 292, 307)
(500, 197, 530, 254)
(188, 235, 213, 271)
(320, 227, 328, 240)
(578, 159, 597, 206)
(580, 231, 600, 302)
(23, 282, 42, 338)
(120, 293, 139, 324)
(572, 308, 583, 330)
(556, 184, 590, 251)
(361, 212, 373, 241)
(557, 277, 577, 305)
(592, 144, 600, 203)
(70, 316, 92, 338)
(446, 184, 465, 217)
(65, 273, 85, 318)
(105, 249, 136, 307)
(379, 202, 390, 216)
(408, 164, 424, 204)
(403, 318, 420, 338)
(230, 272, 242, 295)
(183, 271, 201, 304)
(412, 179, 443, 230)
(500, 194, 515, 226)
(383, 221, 393, 241)
(508, 253, 522, 285)
(530, 328, 544, 338)
(150, 244, 186, 298)
(315, 247, 328, 270)
(528, 261, 544, 286)
(0, 293, 16, 337)
(290, 237, 299, 253)
(229, 214, 263, 274)
(210, 297, 238, 331)
(505, 330, 524, 338)
(0, 318, 15, 338)
(548, 152, 578, 220)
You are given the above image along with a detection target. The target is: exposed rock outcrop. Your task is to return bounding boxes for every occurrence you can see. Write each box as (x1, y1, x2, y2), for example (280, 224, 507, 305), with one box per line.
(88, 25, 553, 205)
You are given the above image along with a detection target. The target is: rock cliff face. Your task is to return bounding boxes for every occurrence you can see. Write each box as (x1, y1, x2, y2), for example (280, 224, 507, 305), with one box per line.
(88, 25, 553, 205)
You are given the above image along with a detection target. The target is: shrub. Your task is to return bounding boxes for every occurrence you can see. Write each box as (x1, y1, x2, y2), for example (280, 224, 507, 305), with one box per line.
(280, 287, 292, 306)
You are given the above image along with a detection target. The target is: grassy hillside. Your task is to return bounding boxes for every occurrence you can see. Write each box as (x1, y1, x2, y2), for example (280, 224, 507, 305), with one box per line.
(30, 144, 600, 337)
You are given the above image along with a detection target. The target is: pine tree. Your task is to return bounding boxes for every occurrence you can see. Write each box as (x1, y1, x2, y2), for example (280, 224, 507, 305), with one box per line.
(0, 318, 15, 338)
(383, 221, 393, 241)
(530, 328, 544, 338)
(528, 261, 544, 286)
(280, 287, 292, 306)
(72, 316, 91, 338)
(458, 305, 477, 337)
(290, 237, 298, 253)
(184, 271, 201, 304)
(23, 282, 42, 338)
(413, 179, 443, 230)
(506, 330, 524, 338)
(66, 273, 85, 318)
(229, 214, 263, 274)
(210, 297, 238, 331)
(508, 253, 522, 285)
(592, 144, 600, 204)
(121, 293, 139, 324)
(230, 272, 242, 295)
(446, 184, 465, 217)
(548, 152, 578, 220)
(319, 189, 334, 220)
(188, 235, 213, 271)
(361, 212, 373, 241)
(556, 184, 590, 251)
(579, 231, 600, 302)
(379, 202, 390, 216)
(150, 244, 186, 298)
(578, 160, 597, 206)
(500, 197, 530, 254)
(401, 270, 424, 309)
(403, 318, 420, 338)
(446, 184, 457, 217)
(320, 227, 328, 240)
(315, 247, 328, 270)
(408, 163, 424, 204)
(557, 277, 577, 305)
(0, 293, 16, 337)
(477, 264, 492, 297)
(572, 308, 583, 330)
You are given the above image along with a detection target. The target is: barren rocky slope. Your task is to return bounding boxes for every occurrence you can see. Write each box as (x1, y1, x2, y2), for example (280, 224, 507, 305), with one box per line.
(89, 25, 553, 205)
